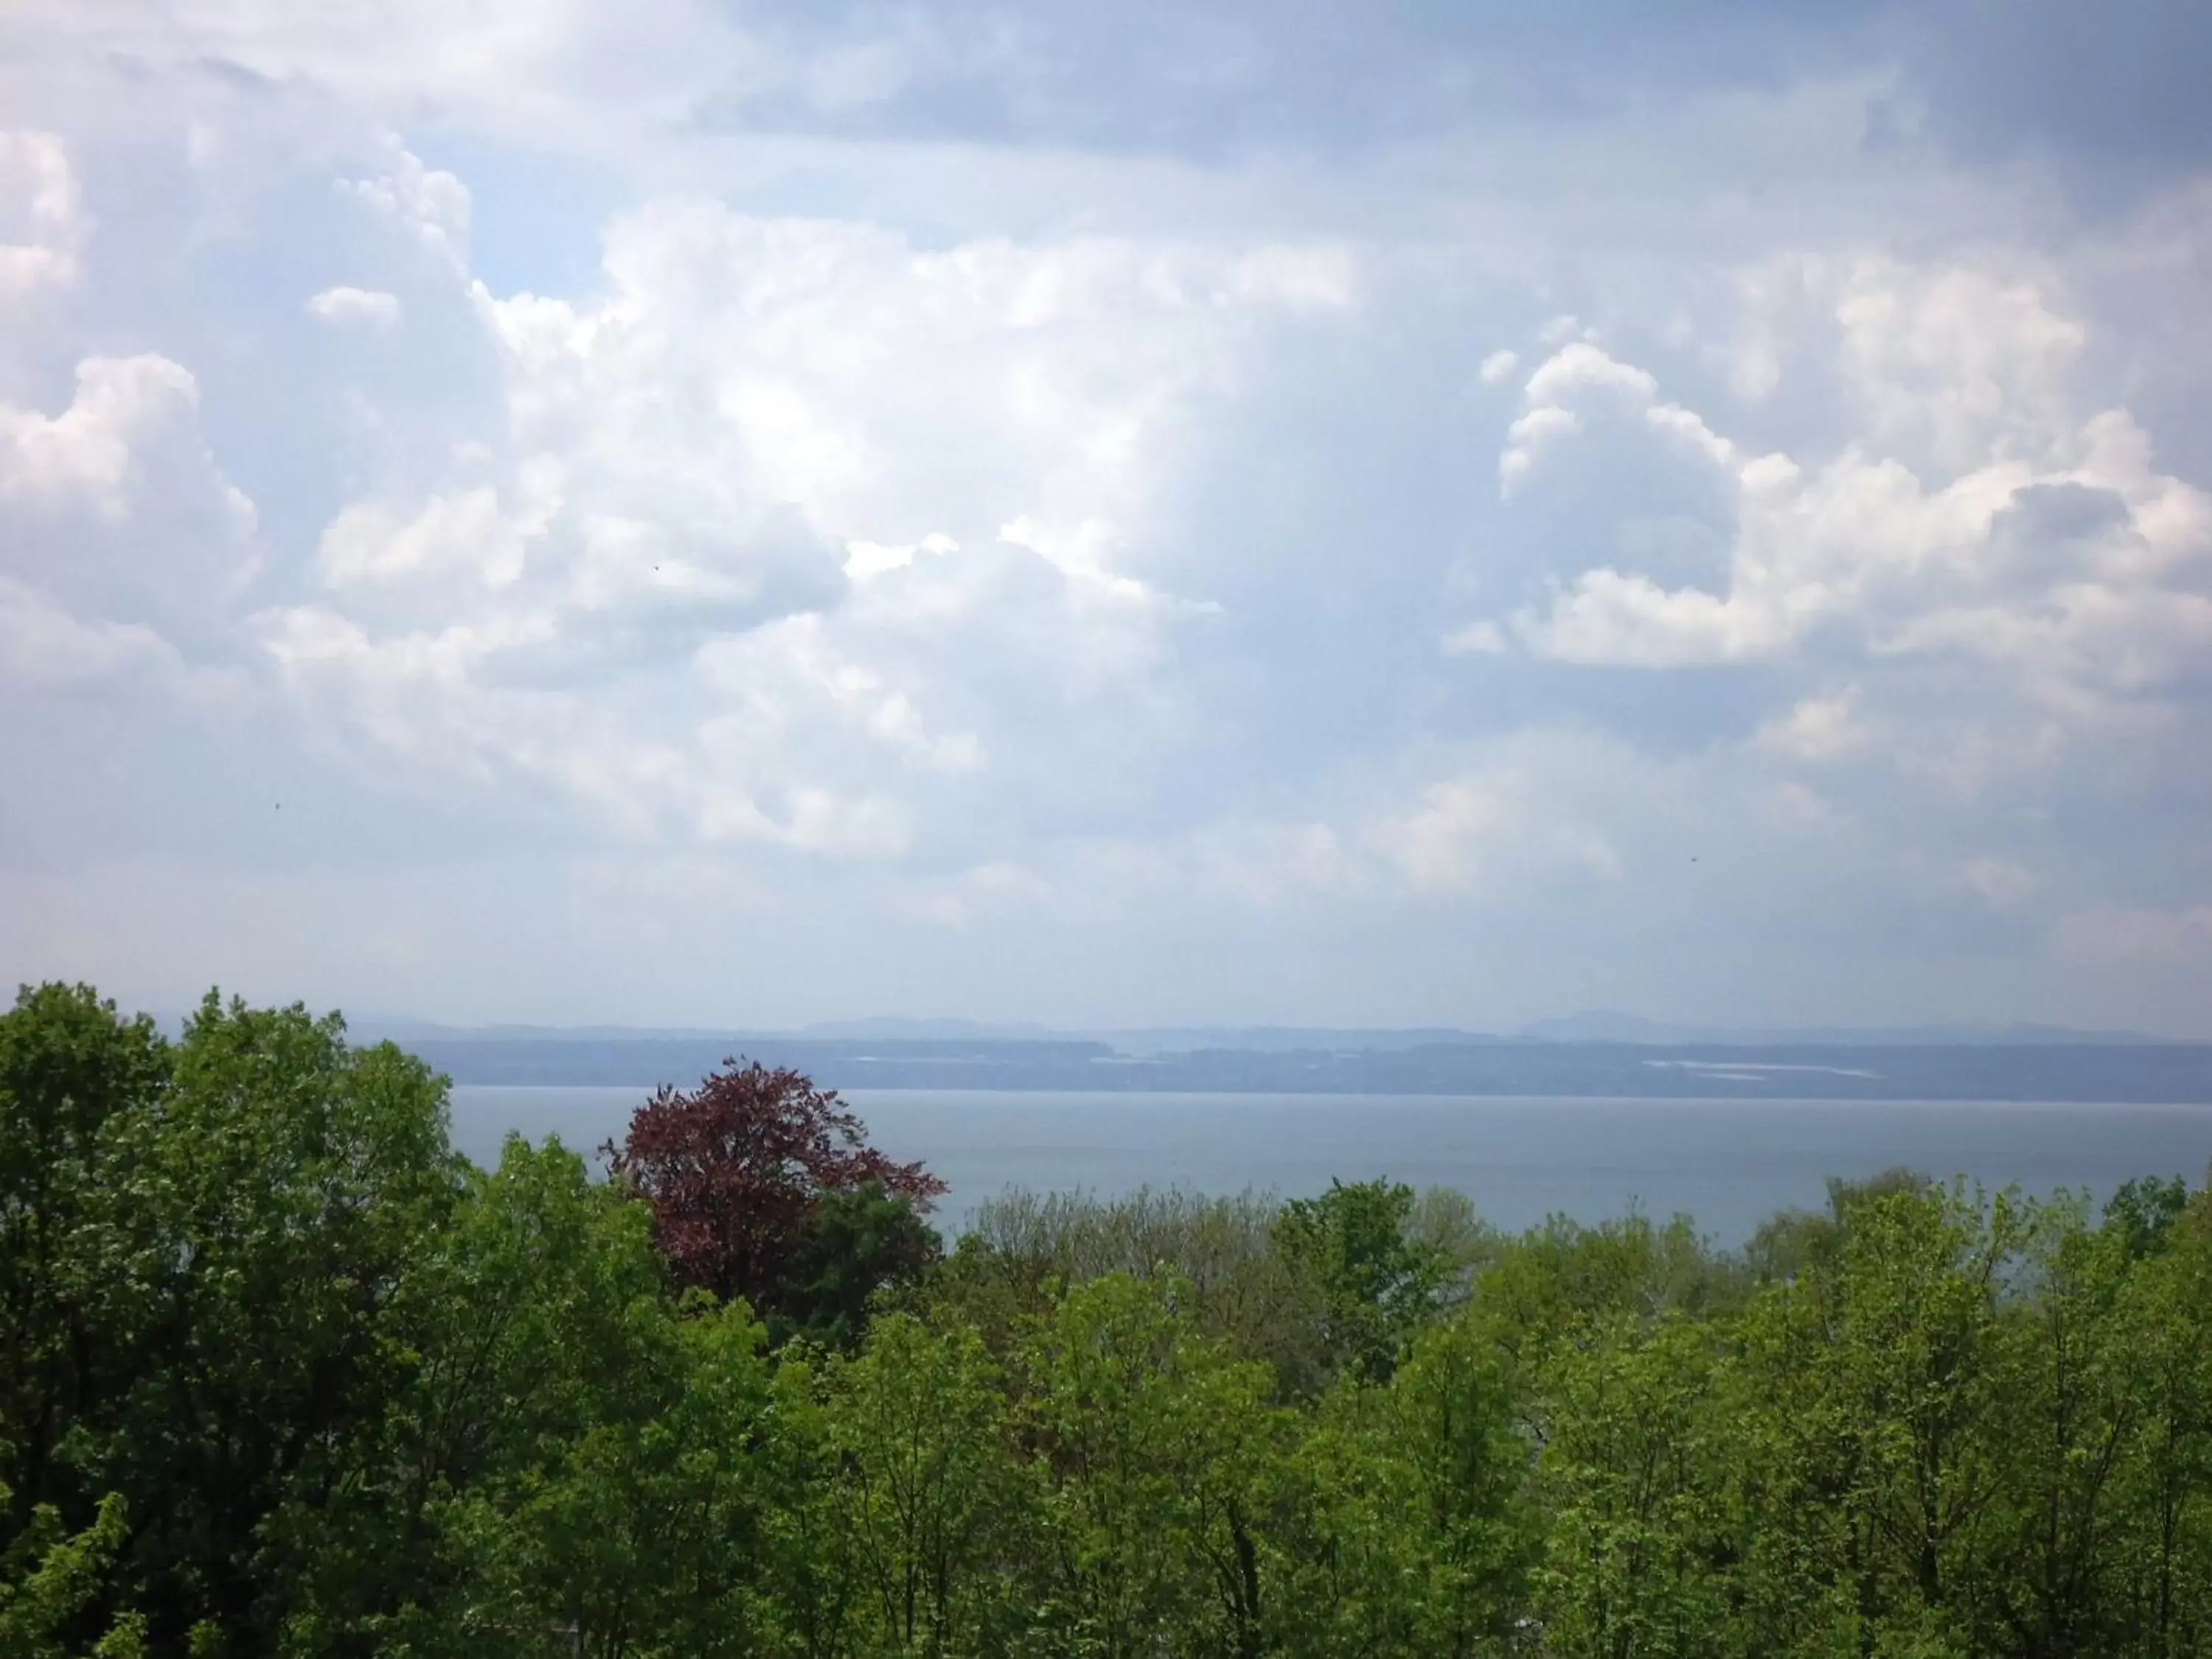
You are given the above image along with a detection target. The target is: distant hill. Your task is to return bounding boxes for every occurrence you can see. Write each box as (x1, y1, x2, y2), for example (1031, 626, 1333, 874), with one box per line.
(320, 1006, 2206, 1102)
(339, 1010, 2171, 1053)
(347, 1018, 1498, 1053)
(797, 1017, 1057, 1040)
(1520, 1012, 2171, 1047)
(1075, 1026, 1496, 1055)
(388, 1031, 2212, 1104)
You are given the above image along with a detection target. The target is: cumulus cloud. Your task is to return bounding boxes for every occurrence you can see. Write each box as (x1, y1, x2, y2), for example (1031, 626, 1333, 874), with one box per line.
(307, 285, 401, 327)
(0, 575, 184, 691)
(0, 357, 259, 674)
(1358, 731, 1654, 900)
(845, 532, 955, 583)
(1442, 619, 1506, 655)
(1753, 689, 1869, 762)
(3, 3, 2212, 1031)
(340, 142, 470, 269)
(258, 178, 1361, 855)
(1486, 271, 2212, 753)
(0, 129, 82, 297)
(1498, 341, 1731, 498)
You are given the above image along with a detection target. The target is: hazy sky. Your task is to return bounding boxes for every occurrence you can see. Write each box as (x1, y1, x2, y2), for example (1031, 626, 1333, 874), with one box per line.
(3, 2, 2210, 1033)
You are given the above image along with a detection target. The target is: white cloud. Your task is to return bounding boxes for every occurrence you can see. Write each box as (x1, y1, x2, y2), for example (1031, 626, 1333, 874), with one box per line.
(262, 184, 1358, 858)
(1523, 341, 1656, 406)
(1369, 774, 1517, 892)
(846, 532, 955, 583)
(1520, 567, 1782, 667)
(1225, 245, 1357, 310)
(340, 142, 470, 269)
(0, 574, 183, 690)
(1753, 688, 1868, 762)
(1363, 737, 1635, 897)
(318, 489, 530, 588)
(4, 10, 2212, 1032)
(0, 357, 259, 674)
(0, 355, 202, 513)
(1490, 284, 2212, 736)
(1498, 405, 1580, 495)
(1497, 341, 1734, 496)
(1832, 257, 2085, 474)
(0, 129, 82, 298)
(1443, 619, 1506, 655)
(306, 285, 402, 327)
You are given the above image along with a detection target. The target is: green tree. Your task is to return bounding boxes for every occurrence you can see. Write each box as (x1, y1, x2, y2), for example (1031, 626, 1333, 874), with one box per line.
(1018, 1272, 1287, 1659)
(952, 1188, 1331, 1397)
(780, 1181, 944, 1351)
(2102, 1183, 2212, 1658)
(1273, 1180, 1447, 1384)
(489, 1298, 779, 1658)
(1, 985, 463, 1653)
(269, 1133, 675, 1654)
(0, 1487, 145, 1658)
(1533, 1313, 1736, 1659)
(0, 985, 167, 1536)
(105, 995, 462, 1651)
(1731, 1183, 2032, 1656)
(827, 1312, 1020, 1655)
(1280, 1313, 1532, 1658)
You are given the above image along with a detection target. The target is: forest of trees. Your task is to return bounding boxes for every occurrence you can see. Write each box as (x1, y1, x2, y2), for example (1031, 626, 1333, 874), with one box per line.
(5, 982, 2212, 1658)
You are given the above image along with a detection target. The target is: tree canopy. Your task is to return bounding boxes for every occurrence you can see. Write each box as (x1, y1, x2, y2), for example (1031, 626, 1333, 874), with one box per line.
(5, 980, 2211, 1658)
(602, 1060, 944, 1344)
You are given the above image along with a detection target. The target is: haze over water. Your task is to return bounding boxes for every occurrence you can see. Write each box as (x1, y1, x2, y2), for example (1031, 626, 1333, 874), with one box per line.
(450, 1086, 2212, 1244)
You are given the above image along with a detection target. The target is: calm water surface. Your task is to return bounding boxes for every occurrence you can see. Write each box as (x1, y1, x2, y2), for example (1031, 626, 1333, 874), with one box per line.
(447, 1086, 2212, 1244)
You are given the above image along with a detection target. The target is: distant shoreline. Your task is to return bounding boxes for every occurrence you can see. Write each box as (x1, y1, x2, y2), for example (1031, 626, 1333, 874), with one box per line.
(407, 1036, 2212, 1105)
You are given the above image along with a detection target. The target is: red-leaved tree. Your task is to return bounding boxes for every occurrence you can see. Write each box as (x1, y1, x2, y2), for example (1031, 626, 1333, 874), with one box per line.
(603, 1062, 946, 1322)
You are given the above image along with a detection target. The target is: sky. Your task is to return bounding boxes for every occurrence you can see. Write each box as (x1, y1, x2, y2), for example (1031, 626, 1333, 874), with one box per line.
(1, 2, 2210, 1035)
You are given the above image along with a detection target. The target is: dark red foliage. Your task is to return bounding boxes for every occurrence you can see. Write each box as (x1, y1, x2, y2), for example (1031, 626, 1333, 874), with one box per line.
(603, 1061, 946, 1311)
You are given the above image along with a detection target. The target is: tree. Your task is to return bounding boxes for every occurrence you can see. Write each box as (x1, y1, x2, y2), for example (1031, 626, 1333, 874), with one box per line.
(1534, 1313, 1737, 1659)
(0, 985, 463, 1655)
(947, 1187, 1332, 1396)
(1017, 1271, 1287, 1659)
(2104, 1175, 2190, 1265)
(1272, 1180, 1447, 1384)
(826, 1312, 1019, 1655)
(783, 1179, 945, 1349)
(1279, 1314, 1532, 1659)
(0, 984, 167, 1533)
(270, 1134, 676, 1657)
(605, 1062, 945, 1341)
(0, 1487, 145, 1659)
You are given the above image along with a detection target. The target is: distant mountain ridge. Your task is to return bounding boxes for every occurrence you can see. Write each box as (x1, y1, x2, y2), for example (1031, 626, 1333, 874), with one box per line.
(1518, 1012, 2173, 1048)
(318, 1007, 2212, 1104)
(338, 1012, 2173, 1050)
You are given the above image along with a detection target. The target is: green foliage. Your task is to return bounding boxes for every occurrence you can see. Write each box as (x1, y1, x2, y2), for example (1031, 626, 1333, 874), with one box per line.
(951, 1186, 1330, 1394)
(778, 1180, 944, 1350)
(1534, 1315, 1735, 1658)
(0, 984, 169, 1534)
(823, 1312, 1014, 1654)
(2105, 1175, 2189, 1262)
(0, 1488, 146, 1658)
(1273, 1178, 1449, 1382)
(7, 980, 2212, 1658)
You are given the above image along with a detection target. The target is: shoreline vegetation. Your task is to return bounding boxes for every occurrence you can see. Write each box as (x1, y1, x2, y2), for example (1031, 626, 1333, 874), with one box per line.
(7, 984, 2212, 1657)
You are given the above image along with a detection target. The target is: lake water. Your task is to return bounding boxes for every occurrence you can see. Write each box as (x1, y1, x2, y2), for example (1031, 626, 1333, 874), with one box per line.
(447, 1086, 2212, 1245)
